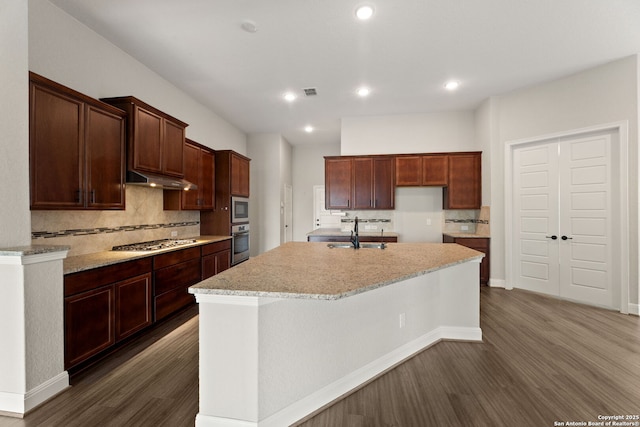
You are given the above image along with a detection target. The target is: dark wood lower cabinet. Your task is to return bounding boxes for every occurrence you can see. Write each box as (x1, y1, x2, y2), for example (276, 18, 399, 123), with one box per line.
(115, 274, 152, 341)
(153, 247, 201, 322)
(65, 285, 115, 369)
(201, 240, 231, 279)
(443, 235, 490, 285)
(64, 240, 232, 371)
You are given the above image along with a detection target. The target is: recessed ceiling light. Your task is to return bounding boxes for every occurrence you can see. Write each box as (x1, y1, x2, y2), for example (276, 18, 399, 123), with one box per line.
(283, 92, 297, 102)
(444, 80, 460, 91)
(304, 126, 314, 133)
(357, 87, 371, 97)
(355, 5, 375, 20)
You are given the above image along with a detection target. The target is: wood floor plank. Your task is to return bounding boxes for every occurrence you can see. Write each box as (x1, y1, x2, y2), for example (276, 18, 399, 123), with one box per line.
(1, 288, 638, 427)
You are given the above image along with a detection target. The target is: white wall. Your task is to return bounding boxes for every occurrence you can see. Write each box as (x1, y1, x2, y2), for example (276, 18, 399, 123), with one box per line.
(341, 111, 477, 155)
(341, 111, 479, 242)
(292, 143, 341, 241)
(488, 55, 638, 305)
(248, 133, 293, 255)
(0, 0, 30, 247)
(28, 0, 246, 154)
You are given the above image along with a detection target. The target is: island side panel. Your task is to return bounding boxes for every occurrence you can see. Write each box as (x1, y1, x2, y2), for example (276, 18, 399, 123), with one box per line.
(196, 297, 262, 423)
(193, 259, 481, 427)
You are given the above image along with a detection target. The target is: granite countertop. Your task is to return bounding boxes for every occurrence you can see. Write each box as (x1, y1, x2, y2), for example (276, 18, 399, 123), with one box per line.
(190, 241, 483, 300)
(0, 245, 70, 257)
(443, 232, 490, 239)
(307, 228, 399, 237)
(63, 235, 231, 274)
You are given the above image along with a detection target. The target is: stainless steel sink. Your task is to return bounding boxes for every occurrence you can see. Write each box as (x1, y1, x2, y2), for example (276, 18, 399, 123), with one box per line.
(327, 243, 386, 249)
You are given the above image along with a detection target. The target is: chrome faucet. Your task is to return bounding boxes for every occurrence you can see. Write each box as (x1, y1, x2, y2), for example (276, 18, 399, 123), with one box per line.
(350, 216, 360, 249)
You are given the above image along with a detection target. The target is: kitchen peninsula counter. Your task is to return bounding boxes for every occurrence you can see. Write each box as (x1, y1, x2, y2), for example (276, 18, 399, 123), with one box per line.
(189, 241, 483, 427)
(63, 235, 231, 274)
(190, 241, 482, 299)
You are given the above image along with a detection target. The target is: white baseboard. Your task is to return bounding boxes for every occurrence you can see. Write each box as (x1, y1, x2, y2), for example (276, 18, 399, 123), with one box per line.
(195, 326, 482, 427)
(0, 371, 69, 415)
(489, 278, 506, 288)
(629, 303, 639, 316)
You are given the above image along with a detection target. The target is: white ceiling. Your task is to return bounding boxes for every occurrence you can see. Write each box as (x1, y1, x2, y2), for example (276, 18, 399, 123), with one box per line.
(49, 0, 640, 145)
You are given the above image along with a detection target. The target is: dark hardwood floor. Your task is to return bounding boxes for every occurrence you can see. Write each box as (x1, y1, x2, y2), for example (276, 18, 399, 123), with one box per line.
(1, 288, 638, 427)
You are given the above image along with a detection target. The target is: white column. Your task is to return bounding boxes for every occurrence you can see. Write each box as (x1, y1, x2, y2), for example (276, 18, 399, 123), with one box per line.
(0, 248, 69, 416)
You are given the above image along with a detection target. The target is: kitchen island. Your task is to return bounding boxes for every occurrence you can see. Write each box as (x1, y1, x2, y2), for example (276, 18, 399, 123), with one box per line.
(189, 242, 483, 427)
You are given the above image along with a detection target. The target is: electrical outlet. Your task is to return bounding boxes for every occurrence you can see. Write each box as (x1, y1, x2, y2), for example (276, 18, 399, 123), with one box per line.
(171, 231, 178, 237)
(461, 225, 469, 231)
(399, 313, 406, 328)
(426, 218, 432, 226)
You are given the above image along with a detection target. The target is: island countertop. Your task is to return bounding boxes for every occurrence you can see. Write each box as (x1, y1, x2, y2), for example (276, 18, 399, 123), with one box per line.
(189, 241, 483, 300)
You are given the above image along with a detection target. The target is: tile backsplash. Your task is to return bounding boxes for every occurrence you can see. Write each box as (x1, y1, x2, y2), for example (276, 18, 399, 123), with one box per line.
(442, 206, 490, 234)
(31, 186, 200, 257)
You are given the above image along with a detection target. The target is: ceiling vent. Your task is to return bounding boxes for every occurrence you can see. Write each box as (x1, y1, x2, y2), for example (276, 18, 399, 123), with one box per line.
(303, 87, 317, 97)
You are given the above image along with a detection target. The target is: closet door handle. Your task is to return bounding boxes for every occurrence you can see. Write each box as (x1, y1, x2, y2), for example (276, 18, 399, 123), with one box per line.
(546, 235, 558, 240)
(561, 235, 573, 240)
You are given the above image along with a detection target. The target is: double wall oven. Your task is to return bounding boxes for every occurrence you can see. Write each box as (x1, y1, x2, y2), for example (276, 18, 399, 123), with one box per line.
(231, 197, 250, 265)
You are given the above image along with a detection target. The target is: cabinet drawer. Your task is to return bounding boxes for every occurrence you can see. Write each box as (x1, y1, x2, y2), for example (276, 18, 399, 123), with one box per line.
(65, 258, 152, 297)
(153, 246, 200, 269)
(201, 239, 231, 256)
(154, 258, 201, 295)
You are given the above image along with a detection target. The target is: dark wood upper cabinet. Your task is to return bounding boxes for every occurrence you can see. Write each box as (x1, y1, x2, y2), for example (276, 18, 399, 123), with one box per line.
(396, 154, 448, 187)
(422, 155, 449, 186)
(325, 157, 353, 209)
(395, 156, 422, 186)
(230, 151, 250, 197)
(326, 156, 394, 210)
(101, 96, 188, 178)
(164, 139, 215, 210)
(200, 150, 251, 235)
(29, 72, 125, 210)
(444, 152, 481, 209)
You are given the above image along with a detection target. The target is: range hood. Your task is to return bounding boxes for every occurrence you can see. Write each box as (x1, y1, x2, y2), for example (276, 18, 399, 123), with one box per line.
(126, 170, 197, 191)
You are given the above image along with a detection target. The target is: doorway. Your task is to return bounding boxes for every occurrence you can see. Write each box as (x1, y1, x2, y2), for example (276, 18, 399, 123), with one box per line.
(506, 123, 629, 312)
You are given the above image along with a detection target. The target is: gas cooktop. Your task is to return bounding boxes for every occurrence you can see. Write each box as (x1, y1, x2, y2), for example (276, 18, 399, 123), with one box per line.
(112, 239, 197, 251)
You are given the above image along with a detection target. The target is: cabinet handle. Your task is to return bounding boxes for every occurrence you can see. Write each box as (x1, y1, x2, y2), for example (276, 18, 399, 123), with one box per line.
(75, 189, 83, 204)
(90, 189, 96, 204)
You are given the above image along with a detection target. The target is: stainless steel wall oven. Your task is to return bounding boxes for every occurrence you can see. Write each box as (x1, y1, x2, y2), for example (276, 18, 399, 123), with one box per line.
(231, 223, 250, 265)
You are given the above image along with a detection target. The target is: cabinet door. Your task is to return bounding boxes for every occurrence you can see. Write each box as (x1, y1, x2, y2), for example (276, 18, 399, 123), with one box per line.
(395, 156, 422, 186)
(230, 153, 250, 197)
(85, 105, 125, 209)
(325, 158, 352, 209)
(444, 153, 481, 209)
(133, 106, 163, 173)
(163, 119, 185, 177)
(181, 142, 201, 209)
(422, 155, 448, 186)
(30, 82, 84, 209)
(372, 157, 394, 209)
(202, 250, 231, 279)
(353, 157, 373, 209)
(115, 273, 152, 341)
(65, 285, 115, 369)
